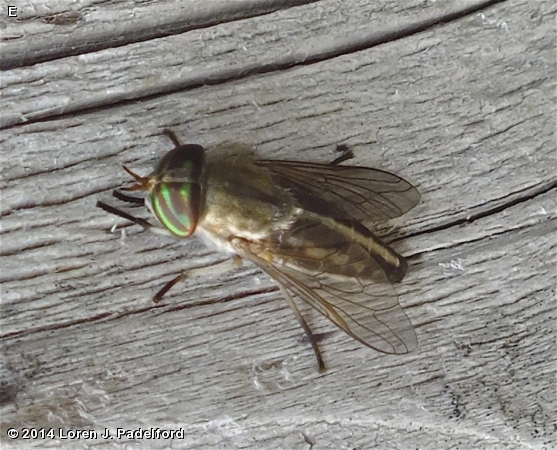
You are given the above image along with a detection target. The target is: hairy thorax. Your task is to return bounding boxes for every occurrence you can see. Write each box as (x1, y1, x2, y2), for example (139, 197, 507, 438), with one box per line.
(197, 156, 300, 252)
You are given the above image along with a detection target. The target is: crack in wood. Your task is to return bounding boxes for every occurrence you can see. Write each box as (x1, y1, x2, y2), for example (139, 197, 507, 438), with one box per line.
(395, 179, 557, 242)
(0, 286, 280, 340)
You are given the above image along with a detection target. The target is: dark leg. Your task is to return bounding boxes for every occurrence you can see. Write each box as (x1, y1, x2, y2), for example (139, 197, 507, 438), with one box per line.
(227, 237, 326, 373)
(96, 201, 154, 231)
(162, 128, 182, 148)
(330, 144, 355, 166)
(279, 286, 326, 374)
(98, 197, 186, 303)
(112, 190, 145, 205)
(153, 272, 187, 303)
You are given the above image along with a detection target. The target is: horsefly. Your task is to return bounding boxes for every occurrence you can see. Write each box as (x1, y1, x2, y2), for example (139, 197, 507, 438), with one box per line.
(97, 129, 420, 373)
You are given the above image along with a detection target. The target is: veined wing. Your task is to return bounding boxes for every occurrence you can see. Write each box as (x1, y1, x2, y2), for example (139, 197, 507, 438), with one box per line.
(230, 216, 417, 354)
(255, 159, 420, 222)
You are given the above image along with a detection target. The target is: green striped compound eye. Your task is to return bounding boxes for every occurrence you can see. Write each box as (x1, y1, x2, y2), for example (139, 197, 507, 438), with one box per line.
(154, 144, 205, 179)
(149, 143, 205, 238)
(151, 181, 201, 238)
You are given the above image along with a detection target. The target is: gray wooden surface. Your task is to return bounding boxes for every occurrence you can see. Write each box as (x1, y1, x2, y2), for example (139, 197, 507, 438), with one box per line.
(1, 1, 555, 449)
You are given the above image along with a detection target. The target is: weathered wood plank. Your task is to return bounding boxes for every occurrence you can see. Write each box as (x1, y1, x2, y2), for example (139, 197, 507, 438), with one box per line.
(0, 0, 320, 70)
(1, 0, 497, 128)
(1, 0, 555, 449)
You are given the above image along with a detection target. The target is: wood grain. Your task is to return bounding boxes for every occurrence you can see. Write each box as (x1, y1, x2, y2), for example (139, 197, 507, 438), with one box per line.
(1, 0, 555, 449)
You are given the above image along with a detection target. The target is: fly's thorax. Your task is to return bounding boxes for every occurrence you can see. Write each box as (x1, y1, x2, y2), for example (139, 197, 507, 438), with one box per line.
(149, 144, 207, 238)
(197, 156, 299, 242)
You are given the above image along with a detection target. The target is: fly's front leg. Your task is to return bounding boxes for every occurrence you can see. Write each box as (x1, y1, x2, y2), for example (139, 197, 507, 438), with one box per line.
(112, 190, 145, 206)
(97, 201, 154, 231)
(97, 198, 175, 239)
(98, 199, 188, 303)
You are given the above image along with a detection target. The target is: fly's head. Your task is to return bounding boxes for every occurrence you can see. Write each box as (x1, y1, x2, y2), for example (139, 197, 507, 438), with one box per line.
(123, 144, 206, 238)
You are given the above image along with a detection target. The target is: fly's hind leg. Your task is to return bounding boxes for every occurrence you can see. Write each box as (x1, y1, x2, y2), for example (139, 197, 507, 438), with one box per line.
(330, 144, 355, 166)
(280, 286, 326, 374)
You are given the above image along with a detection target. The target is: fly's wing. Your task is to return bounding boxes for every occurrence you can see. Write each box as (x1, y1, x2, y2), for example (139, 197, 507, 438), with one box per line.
(255, 160, 420, 222)
(230, 216, 417, 354)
